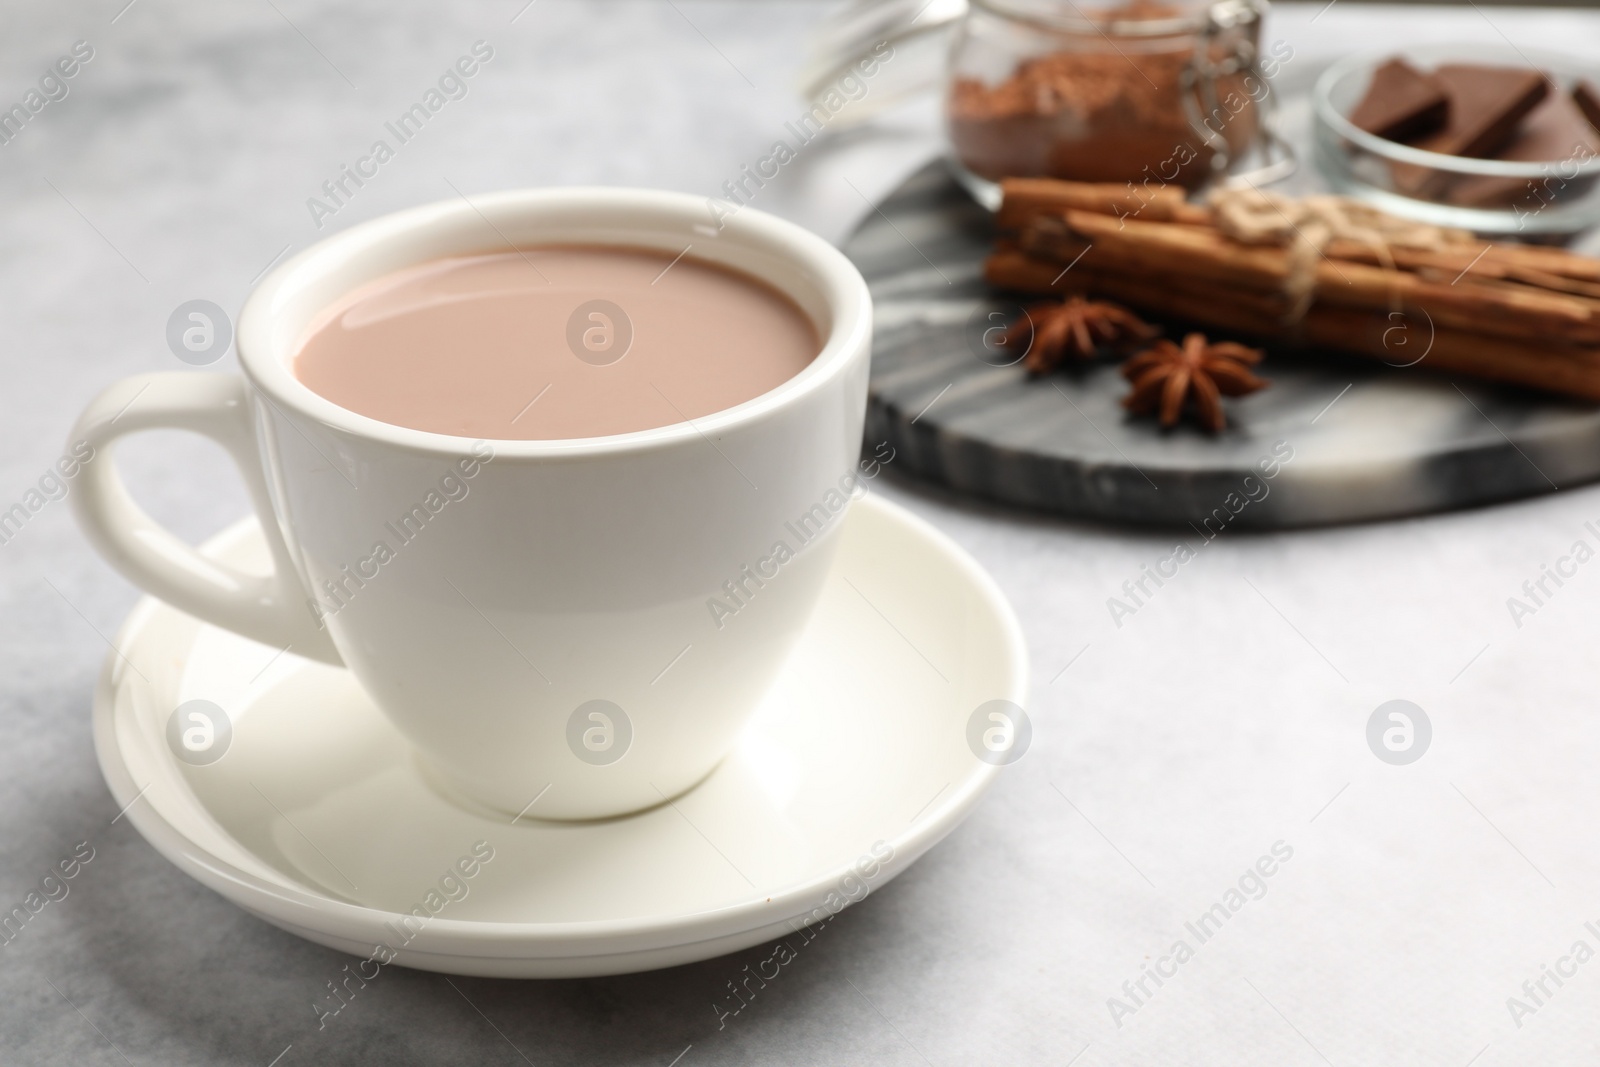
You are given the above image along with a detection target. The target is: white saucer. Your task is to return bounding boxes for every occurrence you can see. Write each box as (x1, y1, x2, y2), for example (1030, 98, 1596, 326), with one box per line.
(93, 493, 1028, 978)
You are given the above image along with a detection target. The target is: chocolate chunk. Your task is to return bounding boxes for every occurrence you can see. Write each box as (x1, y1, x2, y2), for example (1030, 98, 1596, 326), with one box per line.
(1482, 89, 1599, 164)
(1447, 89, 1600, 207)
(1349, 58, 1449, 142)
(1392, 64, 1550, 197)
(1576, 80, 1600, 134)
(1414, 64, 1549, 158)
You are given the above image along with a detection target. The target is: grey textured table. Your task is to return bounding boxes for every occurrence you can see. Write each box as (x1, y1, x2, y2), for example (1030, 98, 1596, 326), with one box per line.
(5, 2, 1600, 1065)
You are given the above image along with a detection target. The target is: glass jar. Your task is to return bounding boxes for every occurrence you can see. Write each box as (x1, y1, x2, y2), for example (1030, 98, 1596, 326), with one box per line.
(945, 0, 1282, 207)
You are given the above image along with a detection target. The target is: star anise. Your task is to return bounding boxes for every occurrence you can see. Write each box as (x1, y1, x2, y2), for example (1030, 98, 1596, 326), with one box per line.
(1003, 296, 1159, 374)
(1121, 332, 1269, 432)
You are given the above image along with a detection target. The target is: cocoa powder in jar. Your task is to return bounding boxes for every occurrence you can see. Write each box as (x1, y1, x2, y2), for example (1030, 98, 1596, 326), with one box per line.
(947, 8, 1261, 189)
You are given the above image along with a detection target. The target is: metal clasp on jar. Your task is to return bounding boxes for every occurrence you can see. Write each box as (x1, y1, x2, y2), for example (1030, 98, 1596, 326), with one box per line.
(1181, 0, 1297, 184)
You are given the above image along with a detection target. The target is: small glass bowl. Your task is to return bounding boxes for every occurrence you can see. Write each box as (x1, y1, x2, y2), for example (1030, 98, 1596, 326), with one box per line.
(1312, 45, 1600, 236)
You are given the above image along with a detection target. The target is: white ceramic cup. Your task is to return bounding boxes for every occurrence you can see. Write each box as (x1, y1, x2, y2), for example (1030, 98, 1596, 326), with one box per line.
(70, 188, 871, 819)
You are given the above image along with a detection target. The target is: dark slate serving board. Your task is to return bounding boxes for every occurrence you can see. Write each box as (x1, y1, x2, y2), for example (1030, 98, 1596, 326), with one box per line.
(846, 161, 1600, 528)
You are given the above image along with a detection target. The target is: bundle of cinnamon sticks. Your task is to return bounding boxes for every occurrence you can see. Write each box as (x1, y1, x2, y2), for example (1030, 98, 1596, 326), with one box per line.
(986, 177, 1600, 401)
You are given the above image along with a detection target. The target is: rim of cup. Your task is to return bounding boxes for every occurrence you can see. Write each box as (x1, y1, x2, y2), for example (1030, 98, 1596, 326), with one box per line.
(237, 186, 872, 459)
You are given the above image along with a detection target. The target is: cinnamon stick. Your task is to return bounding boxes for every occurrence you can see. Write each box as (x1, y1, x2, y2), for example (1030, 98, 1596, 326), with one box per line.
(990, 177, 1600, 401)
(1037, 212, 1600, 344)
(1059, 210, 1291, 289)
(986, 248, 1600, 400)
(1001, 176, 1600, 282)
(1299, 306, 1600, 401)
(1486, 243, 1600, 283)
(1310, 258, 1600, 345)
(1324, 240, 1600, 294)
(995, 177, 1211, 231)
(986, 248, 1291, 320)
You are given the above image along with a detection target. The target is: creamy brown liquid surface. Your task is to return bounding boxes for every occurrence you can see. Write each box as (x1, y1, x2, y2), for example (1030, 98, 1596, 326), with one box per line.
(292, 246, 820, 440)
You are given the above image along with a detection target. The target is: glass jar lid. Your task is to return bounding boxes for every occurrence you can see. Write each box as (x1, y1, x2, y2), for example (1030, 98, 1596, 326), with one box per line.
(969, 0, 1263, 37)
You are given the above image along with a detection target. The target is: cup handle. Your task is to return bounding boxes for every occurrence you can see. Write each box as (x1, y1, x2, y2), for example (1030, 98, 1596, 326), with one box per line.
(69, 372, 342, 665)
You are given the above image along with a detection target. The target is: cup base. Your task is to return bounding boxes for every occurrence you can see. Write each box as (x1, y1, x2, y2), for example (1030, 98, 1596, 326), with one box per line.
(412, 752, 725, 823)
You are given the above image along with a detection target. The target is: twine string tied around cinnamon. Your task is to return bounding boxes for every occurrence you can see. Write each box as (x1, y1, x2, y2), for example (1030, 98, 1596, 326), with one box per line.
(1207, 186, 1475, 322)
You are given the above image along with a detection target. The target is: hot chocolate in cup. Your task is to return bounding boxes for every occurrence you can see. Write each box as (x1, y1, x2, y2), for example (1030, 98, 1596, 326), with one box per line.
(69, 188, 872, 820)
